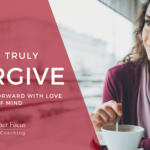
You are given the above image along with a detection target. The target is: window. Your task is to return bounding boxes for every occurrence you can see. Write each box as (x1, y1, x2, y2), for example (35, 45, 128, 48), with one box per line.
(49, 0, 134, 113)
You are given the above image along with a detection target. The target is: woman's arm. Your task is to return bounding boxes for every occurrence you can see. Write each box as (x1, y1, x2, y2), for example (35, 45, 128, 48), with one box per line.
(102, 69, 117, 103)
(139, 138, 150, 150)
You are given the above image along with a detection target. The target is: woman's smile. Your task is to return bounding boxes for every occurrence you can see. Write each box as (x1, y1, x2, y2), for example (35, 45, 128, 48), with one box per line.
(147, 44, 150, 51)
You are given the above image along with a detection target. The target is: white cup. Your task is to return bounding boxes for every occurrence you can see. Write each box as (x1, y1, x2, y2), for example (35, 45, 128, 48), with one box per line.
(96, 125, 144, 150)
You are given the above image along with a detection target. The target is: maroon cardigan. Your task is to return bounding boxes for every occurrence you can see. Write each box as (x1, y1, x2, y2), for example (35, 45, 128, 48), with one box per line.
(91, 62, 150, 150)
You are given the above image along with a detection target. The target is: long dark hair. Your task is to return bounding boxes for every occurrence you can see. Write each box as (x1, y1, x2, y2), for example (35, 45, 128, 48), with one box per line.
(121, 1, 150, 66)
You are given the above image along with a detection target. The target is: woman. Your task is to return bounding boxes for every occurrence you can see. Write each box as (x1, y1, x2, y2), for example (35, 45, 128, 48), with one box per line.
(90, 1, 150, 150)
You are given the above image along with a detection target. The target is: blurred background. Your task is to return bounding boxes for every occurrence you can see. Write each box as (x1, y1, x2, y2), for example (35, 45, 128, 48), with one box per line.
(49, 0, 147, 113)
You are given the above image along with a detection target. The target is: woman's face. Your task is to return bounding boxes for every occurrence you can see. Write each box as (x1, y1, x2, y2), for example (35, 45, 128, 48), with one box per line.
(142, 4, 150, 60)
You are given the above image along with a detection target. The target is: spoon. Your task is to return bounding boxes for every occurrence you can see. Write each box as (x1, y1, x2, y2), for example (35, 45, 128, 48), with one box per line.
(116, 114, 119, 132)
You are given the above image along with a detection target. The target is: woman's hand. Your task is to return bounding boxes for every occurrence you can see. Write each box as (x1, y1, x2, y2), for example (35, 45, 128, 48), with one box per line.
(90, 100, 123, 132)
(90, 100, 123, 141)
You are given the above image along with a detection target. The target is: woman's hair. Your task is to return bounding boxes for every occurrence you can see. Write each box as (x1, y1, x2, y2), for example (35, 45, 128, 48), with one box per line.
(121, 0, 150, 66)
